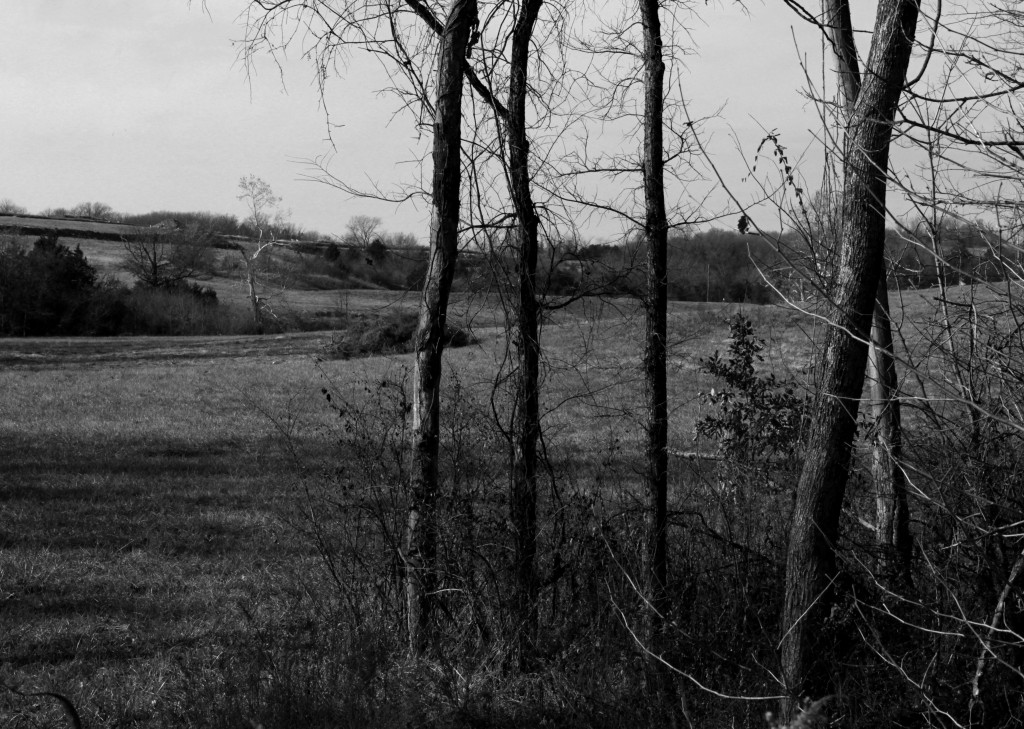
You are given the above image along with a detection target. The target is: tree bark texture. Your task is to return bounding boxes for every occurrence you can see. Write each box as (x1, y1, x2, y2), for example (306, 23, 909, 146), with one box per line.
(867, 273, 913, 582)
(821, 0, 913, 583)
(822, 0, 860, 106)
(640, 0, 672, 703)
(507, 0, 544, 665)
(781, 0, 919, 711)
(242, 252, 264, 334)
(405, 0, 477, 657)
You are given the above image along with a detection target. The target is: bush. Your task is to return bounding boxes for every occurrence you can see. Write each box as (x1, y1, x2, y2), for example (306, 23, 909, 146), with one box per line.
(0, 234, 100, 335)
(122, 284, 252, 336)
(320, 310, 477, 360)
(79, 278, 132, 335)
(695, 315, 809, 459)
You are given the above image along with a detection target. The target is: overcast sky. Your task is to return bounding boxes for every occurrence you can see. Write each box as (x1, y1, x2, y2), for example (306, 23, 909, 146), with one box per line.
(2, 1, 854, 243)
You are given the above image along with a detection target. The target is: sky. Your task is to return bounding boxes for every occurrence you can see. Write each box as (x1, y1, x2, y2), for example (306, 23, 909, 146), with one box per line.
(1, 1, 864, 244)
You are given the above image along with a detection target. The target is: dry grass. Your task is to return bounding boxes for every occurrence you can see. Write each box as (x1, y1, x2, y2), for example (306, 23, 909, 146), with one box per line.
(0, 290, 819, 728)
(0, 328, 355, 726)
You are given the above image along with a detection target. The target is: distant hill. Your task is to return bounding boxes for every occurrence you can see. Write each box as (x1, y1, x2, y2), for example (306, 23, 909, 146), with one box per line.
(0, 213, 152, 241)
(0, 214, 423, 257)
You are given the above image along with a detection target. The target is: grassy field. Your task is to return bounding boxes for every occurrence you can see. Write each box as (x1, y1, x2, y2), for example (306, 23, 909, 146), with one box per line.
(45, 254, 1024, 727)
(0, 284, 824, 727)
(21, 187, 1024, 725)
(7, 253, 1006, 722)
(5, 229, 1020, 725)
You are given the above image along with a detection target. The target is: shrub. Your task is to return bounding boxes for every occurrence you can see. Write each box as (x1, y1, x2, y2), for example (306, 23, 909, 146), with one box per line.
(124, 284, 241, 336)
(319, 310, 477, 360)
(79, 278, 132, 335)
(695, 314, 809, 459)
(0, 234, 100, 335)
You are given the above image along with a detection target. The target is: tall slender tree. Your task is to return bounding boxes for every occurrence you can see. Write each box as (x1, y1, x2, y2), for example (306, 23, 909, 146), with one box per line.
(505, 0, 545, 665)
(820, 0, 913, 583)
(638, 0, 675, 713)
(405, 0, 479, 655)
(780, 0, 920, 713)
(242, 0, 531, 656)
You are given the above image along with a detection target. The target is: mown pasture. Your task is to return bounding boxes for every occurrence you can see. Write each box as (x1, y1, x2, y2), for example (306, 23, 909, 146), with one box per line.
(0, 285, 820, 725)
(3, 278, 990, 727)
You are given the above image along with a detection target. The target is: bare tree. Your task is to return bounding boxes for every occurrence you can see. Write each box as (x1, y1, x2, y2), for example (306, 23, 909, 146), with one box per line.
(70, 201, 118, 221)
(122, 224, 213, 288)
(780, 0, 921, 713)
(236, 240, 280, 333)
(503, 0, 543, 665)
(345, 215, 383, 247)
(880, 7, 1024, 720)
(237, 175, 282, 240)
(241, 0, 518, 656)
(235, 175, 286, 331)
(0, 199, 28, 215)
(819, 0, 912, 584)
(405, 0, 478, 656)
(638, 0, 672, 706)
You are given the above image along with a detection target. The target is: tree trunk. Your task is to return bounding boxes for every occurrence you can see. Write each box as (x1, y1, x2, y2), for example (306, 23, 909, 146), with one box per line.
(781, 0, 920, 712)
(507, 0, 544, 666)
(821, 0, 913, 584)
(242, 252, 264, 334)
(405, 0, 477, 657)
(867, 273, 913, 582)
(639, 0, 673, 710)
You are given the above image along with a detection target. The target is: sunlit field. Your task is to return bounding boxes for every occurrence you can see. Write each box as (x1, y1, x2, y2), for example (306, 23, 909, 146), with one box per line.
(4, 270, 1002, 728)
(24, 272, 1021, 727)
(0, 284, 826, 727)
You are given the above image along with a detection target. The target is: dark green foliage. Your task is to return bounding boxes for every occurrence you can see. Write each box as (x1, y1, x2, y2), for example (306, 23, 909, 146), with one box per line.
(78, 278, 132, 336)
(696, 315, 809, 458)
(0, 234, 99, 335)
(366, 238, 389, 262)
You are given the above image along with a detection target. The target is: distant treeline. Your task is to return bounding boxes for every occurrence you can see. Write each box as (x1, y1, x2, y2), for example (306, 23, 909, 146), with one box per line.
(877, 221, 1023, 288)
(126, 219, 1024, 303)
(119, 210, 317, 241)
(556, 231, 783, 304)
(297, 229, 782, 303)
(766, 220, 1024, 296)
(535, 220, 1023, 303)
(7, 199, 1019, 305)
